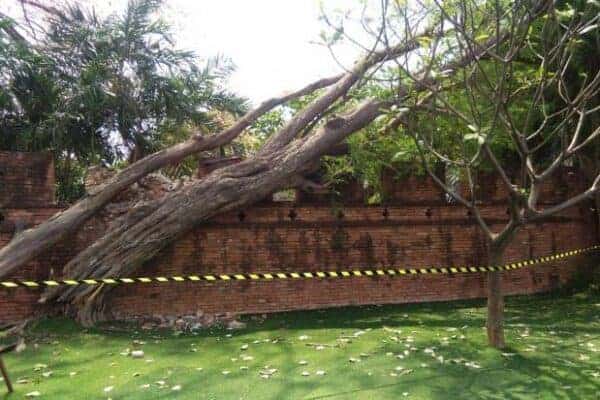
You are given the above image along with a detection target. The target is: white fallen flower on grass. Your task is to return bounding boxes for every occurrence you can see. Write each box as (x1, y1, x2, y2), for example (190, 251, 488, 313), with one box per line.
(131, 350, 145, 359)
(33, 364, 47, 372)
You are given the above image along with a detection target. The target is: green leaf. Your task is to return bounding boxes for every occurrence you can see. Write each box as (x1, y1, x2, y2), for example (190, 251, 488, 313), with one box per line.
(392, 151, 408, 161)
(556, 7, 575, 21)
(417, 36, 432, 48)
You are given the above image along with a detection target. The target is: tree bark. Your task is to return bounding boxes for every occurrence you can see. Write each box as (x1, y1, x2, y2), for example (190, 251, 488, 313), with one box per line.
(40, 100, 385, 325)
(0, 74, 343, 280)
(486, 242, 510, 349)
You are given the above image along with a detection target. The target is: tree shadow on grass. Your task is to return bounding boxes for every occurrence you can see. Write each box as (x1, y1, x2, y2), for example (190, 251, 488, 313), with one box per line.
(5, 292, 598, 399)
(303, 334, 599, 400)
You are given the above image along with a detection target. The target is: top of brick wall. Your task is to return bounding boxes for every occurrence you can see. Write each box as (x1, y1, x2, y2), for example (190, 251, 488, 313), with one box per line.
(0, 151, 55, 208)
(297, 166, 587, 206)
(0, 151, 589, 209)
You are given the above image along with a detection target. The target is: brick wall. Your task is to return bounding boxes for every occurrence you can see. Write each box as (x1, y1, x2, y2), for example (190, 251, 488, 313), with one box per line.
(0, 152, 597, 323)
(0, 151, 55, 209)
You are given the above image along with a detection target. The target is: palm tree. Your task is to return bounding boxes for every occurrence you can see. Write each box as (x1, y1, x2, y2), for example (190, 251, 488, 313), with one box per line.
(0, 0, 247, 200)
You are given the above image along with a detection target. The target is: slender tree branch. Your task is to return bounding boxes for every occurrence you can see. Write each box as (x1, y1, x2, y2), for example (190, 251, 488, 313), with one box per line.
(527, 174, 600, 221)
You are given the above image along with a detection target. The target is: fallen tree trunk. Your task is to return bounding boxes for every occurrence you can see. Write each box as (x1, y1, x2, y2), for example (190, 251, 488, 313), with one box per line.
(34, 25, 504, 323)
(0, 74, 343, 280)
(0, 30, 426, 280)
(40, 99, 387, 325)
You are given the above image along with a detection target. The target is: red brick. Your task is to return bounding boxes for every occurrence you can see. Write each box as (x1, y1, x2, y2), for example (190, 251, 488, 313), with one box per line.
(0, 152, 596, 323)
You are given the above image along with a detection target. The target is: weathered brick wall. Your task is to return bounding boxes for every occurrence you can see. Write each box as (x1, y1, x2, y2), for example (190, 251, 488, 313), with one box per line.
(106, 203, 594, 319)
(0, 152, 597, 323)
(0, 151, 55, 208)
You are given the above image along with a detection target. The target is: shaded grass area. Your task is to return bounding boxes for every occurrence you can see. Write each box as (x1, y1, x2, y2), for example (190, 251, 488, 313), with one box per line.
(2, 293, 599, 399)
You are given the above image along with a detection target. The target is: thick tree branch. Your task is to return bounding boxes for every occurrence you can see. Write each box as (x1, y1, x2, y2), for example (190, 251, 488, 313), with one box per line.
(40, 99, 385, 320)
(260, 32, 431, 154)
(0, 74, 344, 279)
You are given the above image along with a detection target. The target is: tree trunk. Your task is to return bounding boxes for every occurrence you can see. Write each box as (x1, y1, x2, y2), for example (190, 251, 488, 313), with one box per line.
(486, 242, 509, 349)
(0, 75, 343, 280)
(39, 100, 385, 325)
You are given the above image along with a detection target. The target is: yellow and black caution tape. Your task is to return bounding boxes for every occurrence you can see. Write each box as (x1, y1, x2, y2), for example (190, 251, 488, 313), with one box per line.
(1, 244, 599, 289)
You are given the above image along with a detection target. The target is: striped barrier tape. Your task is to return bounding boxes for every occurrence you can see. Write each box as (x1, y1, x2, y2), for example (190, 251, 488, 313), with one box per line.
(1, 244, 598, 289)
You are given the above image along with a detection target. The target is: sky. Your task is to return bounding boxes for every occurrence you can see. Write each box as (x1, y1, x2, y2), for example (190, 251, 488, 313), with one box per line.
(4, 0, 363, 104)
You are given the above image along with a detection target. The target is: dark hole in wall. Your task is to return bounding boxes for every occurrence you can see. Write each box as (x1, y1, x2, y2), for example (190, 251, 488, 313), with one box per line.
(237, 211, 246, 222)
(382, 208, 389, 219)
(288, 209, 297, 221)
(425, 208, 432, 218)
(336, 210, 345, 220)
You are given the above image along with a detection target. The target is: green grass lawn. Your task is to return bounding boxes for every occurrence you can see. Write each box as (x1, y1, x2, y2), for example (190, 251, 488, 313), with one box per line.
(2, 293, 599, 400)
